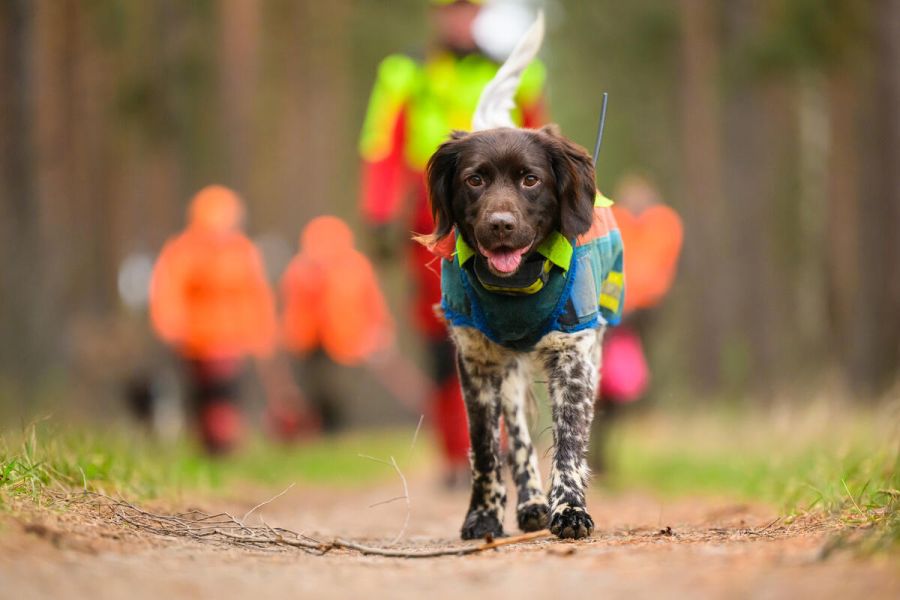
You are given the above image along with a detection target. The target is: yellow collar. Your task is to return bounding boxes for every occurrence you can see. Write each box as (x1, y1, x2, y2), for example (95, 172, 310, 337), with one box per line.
(455, 230, 573, 271)
(454, 192, 612, 267)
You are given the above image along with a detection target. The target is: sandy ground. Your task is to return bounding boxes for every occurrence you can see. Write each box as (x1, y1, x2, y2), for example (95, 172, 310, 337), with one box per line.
(1, 473, 897, 600)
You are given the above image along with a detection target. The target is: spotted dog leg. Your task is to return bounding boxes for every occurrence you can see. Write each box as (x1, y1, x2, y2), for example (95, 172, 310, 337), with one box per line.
(500, 358, 550, 532)
(451, 326, 510, 540)
(536, 328, 603, 539)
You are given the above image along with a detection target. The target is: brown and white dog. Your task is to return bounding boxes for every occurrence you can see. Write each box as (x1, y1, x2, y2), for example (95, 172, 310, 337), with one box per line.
(424, 126, 602, 540)
(417, 13, 620, 540)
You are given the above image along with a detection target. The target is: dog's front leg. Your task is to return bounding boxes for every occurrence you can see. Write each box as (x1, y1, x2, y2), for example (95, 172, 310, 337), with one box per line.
(452, 327, 507, 540)
(501, 358, 550, 532)
(537, 329, 602, 539)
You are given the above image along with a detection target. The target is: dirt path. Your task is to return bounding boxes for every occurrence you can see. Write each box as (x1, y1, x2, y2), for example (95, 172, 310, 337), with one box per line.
(1, 473, 897, 600)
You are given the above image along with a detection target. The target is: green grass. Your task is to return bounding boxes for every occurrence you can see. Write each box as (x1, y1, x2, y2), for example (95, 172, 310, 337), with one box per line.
(603, 403, 900, 554)
(0, 421, 428, 503)
(2, 403, 897, 554)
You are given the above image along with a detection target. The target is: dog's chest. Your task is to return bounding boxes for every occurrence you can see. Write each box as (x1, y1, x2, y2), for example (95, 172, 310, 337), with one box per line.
(441, 254, 569, 350)
(439, 228, 621, 352)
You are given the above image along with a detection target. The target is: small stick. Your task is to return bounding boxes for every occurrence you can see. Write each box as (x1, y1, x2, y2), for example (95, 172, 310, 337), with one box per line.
(357, 454, 392, 467)
(755, 516, 782, 533)
(388, 455, 411, 545)
(368, 495, 408, 509)
(357, 453, 411, 543)
(241, 482, 295, 524)
(408, 414, 425, 459)
(329, 529, 552, 558)
(360, 415, 424, 544)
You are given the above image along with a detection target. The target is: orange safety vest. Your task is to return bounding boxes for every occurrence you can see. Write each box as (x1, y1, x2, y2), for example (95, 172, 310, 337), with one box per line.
(280, 217, 394, 366)
(151, 231, 276, 360)
(612, 204, 683, 314)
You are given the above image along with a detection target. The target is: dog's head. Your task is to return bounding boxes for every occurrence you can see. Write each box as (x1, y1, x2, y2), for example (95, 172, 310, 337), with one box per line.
(423, 125, 596, 277)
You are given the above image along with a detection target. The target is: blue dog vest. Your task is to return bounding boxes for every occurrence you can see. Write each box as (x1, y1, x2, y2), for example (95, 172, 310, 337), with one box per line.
(440, 198, 625, 351)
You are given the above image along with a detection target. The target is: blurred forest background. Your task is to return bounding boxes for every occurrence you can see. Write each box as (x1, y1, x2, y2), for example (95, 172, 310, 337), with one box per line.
(0, 0, 897, 419)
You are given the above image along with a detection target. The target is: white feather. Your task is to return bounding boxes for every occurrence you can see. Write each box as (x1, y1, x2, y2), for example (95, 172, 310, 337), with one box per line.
(472, 10, 545, 132)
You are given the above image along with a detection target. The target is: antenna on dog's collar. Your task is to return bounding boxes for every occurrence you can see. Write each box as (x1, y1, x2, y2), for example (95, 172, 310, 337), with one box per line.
(592, 92, 609, 171)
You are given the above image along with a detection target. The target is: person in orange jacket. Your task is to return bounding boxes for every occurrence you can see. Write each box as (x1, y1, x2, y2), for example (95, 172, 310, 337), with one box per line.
(591, 173, 684, 470)
(612, 175, 684, 317)
(280, 216, 395, 430)
(150, 185, 277, 453)
(359, 0, 547, 484)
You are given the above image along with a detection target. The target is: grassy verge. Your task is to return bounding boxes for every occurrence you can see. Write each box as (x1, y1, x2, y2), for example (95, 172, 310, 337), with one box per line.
(0, 421, 429, 506)
(604, 402, 900, 554)
(2, 403, 897, 554)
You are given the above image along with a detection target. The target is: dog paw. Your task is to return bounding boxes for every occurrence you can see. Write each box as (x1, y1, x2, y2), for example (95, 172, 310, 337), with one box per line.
(517, 501, 550, 532)
(460, 509, 505, 540)
(549, 505, 594, 539)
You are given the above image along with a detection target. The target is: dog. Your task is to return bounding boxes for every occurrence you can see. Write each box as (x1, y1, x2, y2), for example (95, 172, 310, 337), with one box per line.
(418, 124, 625, 540)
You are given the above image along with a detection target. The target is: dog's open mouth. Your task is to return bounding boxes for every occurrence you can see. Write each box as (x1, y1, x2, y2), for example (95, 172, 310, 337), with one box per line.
(479, 244, 532, 275)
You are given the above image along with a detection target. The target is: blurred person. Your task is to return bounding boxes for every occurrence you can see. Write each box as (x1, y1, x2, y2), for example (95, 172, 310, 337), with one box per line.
(591, 173, 684, 471)
(358, 0, 546, 485)
(280, 216, 395, 431)
(150, 185, 278, 454)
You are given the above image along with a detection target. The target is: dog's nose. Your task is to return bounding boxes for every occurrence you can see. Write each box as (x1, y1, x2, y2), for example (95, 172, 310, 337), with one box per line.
(488, 212, 516, 234)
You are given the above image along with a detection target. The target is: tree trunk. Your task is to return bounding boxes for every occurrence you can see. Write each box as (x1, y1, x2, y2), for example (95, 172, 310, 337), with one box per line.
(851, 0, 900, 394)
(721, 0, 786, 395)
(824, 70, 861, 380)
(0, 0, 40, 396)
(218, 0, 261, 197)
(678, 0, 728, 391)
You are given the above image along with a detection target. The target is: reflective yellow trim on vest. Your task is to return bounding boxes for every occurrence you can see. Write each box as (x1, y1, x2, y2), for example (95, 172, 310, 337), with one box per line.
(599, 270, 623, 314)
(359, 54, 419, 162)
(595, 192, 614, 207)
(455, 234, 477, 265)
(535, 231, 573, 270)
(517, 59, 545, 106)
(360, 52, 546, 169)
(455, 231, 573, 271)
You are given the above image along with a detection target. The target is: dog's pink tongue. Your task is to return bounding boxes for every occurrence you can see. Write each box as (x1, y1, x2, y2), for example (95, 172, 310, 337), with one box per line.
(484, 247, 527, 273)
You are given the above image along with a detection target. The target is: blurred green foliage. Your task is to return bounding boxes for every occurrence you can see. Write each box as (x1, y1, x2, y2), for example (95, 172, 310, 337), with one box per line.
(0, 0, 896, 414)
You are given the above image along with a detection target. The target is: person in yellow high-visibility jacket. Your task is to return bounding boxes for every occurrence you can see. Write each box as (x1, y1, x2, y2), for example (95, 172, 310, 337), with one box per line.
(359, 0, 547, 485)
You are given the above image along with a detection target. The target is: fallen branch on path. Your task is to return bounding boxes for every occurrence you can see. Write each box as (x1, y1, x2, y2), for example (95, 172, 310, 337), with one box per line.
(325, 529, 552, 558)
(74, 490, 553, 559)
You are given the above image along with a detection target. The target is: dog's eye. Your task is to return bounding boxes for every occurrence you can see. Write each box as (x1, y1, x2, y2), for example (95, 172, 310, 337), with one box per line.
(465, 175, 484, 188)
(522, 174, 540, 188)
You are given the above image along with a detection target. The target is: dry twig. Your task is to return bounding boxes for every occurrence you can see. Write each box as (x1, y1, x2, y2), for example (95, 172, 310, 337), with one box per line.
(241, 483, 295, 524)
(75, 490, 552, 559)
(357, 413, 424, 545)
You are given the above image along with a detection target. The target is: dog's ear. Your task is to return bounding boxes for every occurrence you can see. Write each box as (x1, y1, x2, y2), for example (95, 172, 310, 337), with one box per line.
(416, 131, 468, 249)
(539, 125, 597, 239)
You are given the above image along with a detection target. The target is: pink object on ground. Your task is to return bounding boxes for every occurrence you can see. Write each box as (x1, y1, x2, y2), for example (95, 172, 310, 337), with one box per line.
(600, 327, 649, 403)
